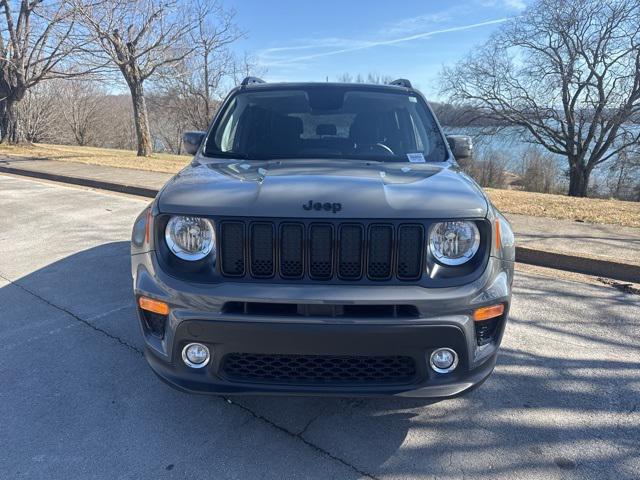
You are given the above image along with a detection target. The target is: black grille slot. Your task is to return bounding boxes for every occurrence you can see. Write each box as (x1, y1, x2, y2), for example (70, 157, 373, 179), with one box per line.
(397, 225, 423, 280)
(250, 223, 274, 277)
(222, 353, 417, 385)
(220, 222, 245, 276)
(309, 224, 333, 279)
(338, 224, 363, 279)
(280, 224, 304, 278)
(367, 225, 393, 279)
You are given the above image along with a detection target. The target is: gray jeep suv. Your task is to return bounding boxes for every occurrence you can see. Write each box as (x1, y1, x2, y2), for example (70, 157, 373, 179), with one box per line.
(131, 77, 515, 398)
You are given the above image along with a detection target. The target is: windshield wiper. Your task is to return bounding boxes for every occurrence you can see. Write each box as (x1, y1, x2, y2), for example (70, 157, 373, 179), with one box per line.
(203, 150, 254, 160)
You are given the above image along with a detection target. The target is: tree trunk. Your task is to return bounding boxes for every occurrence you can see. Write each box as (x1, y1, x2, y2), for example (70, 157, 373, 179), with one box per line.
(203, 48, 211, 122)
(1, 97, 27, 144)
(568, 163, 590, 197)
(129, 81, 153, 157)
(0, 101, 7, 140)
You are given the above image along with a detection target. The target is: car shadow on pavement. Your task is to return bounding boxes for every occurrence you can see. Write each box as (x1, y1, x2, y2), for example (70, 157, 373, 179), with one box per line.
(3, 241, 417, 476)
(4, 242, 639, 479)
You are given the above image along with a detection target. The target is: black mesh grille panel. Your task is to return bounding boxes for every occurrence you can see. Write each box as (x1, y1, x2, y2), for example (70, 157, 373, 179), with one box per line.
(338, 225, 363, 279)
(250, 223, 274, 277)
(222, 353, 417, 385)
(397, 225, 423, 280)
(280, 223, 304, 278)
(309, 224, 333, 279)
(367, 225, 393, 279)
(220, 222, 245, 276)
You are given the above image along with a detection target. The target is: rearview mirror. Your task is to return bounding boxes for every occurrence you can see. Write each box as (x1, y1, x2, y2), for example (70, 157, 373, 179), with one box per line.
(183, 131, 206, 155)
(446, 135, 473, 160)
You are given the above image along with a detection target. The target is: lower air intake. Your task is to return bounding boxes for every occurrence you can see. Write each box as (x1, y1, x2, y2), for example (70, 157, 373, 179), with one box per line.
(475, 317, 502, 346)
(221, 353, 417, 385)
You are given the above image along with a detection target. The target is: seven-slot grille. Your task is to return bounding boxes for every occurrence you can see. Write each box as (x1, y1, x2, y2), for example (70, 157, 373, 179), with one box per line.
(219, 220, 424, 281)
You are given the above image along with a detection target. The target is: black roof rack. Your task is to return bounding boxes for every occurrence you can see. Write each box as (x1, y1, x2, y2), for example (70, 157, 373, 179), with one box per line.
(388, 78, 412, 89)
(241, 76, 266, 86)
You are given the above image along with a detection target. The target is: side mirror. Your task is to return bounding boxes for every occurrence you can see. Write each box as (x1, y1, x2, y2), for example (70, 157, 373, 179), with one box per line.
(446, 135, 473, 160)
(183, 131, 206, 155)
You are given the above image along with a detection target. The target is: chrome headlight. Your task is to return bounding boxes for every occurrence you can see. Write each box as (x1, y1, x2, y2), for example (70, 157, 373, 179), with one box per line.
(165, 216, 215, 261)
(429, 221, 480, 266)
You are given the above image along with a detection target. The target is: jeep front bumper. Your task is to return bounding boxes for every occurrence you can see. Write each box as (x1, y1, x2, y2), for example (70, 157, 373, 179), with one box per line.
(132, 253, 513, 398)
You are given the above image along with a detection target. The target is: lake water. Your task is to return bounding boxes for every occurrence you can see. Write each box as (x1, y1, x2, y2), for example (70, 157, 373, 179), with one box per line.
(442, 125, 639, 191)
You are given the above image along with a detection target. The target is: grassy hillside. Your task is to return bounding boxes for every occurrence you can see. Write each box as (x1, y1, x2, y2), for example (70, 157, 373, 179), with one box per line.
(1, 143, 638, 228)
(486, 188, 639, 228)
(0, 143, 190, 173)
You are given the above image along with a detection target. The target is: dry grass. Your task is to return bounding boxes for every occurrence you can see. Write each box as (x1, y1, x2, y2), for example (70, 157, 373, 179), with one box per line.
(486, 188, 640, 228)
(0, 143, 189, 174)
(1, 143, 638, 228)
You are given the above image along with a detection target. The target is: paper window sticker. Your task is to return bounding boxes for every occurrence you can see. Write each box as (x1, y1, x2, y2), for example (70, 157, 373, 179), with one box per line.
(406, 153, 425, 163)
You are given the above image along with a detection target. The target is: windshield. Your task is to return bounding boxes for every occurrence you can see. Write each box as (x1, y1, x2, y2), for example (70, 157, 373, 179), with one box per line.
(204, 86, 448, 162)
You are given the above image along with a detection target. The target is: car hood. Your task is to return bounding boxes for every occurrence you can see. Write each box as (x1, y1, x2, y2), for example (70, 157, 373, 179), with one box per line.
(157, 158, 488, 219)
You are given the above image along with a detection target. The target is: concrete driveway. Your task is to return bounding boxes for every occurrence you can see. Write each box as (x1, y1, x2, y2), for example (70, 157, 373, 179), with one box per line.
(1, 175, 638, 480)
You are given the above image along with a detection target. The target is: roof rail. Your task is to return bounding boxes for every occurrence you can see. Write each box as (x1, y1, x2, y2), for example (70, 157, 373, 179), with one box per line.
(241, 76, 266, 86)
(388, 78, 412, 89)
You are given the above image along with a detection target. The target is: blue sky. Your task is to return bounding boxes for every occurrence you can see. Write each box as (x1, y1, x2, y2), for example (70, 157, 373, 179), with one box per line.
(226, 0, 528, 99)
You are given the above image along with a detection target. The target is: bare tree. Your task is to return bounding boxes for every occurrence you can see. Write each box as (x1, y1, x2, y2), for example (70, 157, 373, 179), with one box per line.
(73, 0, 197, 156)
(440, 0, 640, 197)
(59, 78, 107, 145)
(518, 148, 560, 194)
(467, 149, 508, 189)
(100, 94, 136, 150)
(0, 1, 81, 143)
(148, 2, 254, 153)
(150, 51, 257, 154)
(230, 52, 261, 90)
(19, 81, 65, 143)
(187, 0, 241, 127)
(336, 72, 353, 83)
(605, 135, 640, 200)
(336, 72, 393, 84)
(152, 0, 242, 134)
(148, 98, 186, 153)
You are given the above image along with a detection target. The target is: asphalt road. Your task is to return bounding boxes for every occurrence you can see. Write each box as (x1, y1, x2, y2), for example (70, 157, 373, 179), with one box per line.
(1, 174, 638, 480)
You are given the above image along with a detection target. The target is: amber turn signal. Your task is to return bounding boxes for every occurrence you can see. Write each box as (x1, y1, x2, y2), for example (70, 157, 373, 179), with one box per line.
(495, 218, 501, 249)
(473, 304, 504, 321)
(138, 296, 170, 315)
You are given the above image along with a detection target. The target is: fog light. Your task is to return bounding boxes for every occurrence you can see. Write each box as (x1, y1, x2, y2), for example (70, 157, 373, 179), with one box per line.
(430, 348, 458, 373)
(182, 343, 210, 368)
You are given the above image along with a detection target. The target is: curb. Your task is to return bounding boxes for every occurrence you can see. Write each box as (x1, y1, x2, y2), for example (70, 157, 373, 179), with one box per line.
(0, 165, 159, 198)
(515, 247, 639, 284)
(2, 164, 638, 283)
